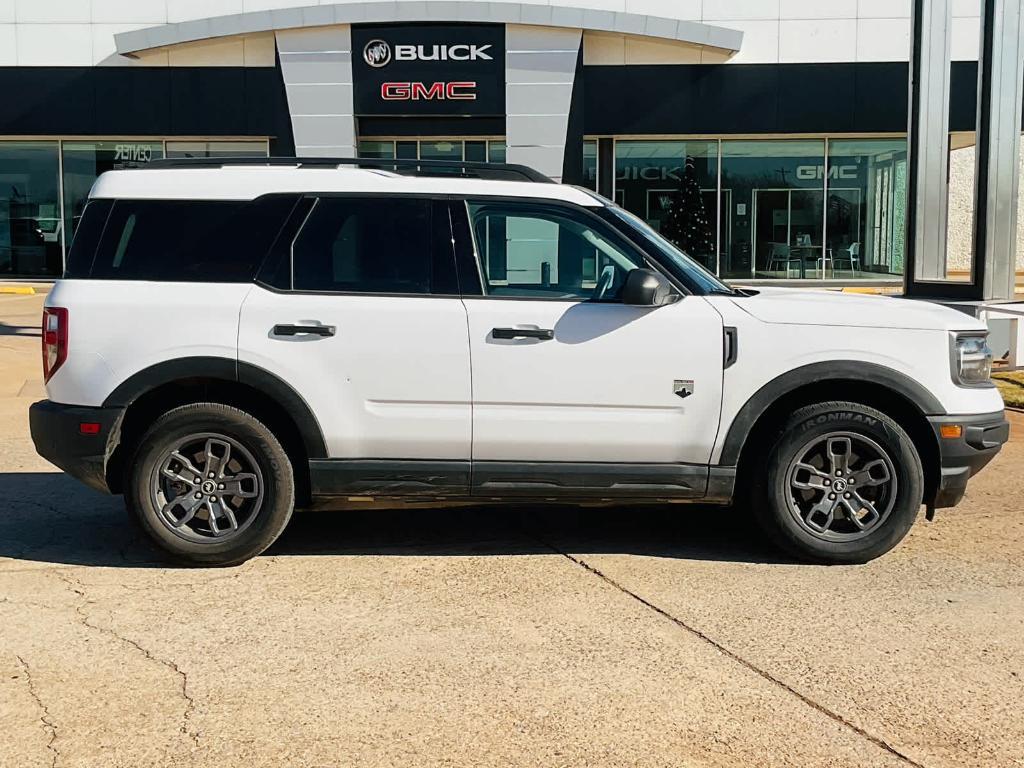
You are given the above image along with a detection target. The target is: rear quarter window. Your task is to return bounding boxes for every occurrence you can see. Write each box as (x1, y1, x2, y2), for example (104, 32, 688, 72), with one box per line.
(63, 199, 113, 278)
(90, 196, 297, 282)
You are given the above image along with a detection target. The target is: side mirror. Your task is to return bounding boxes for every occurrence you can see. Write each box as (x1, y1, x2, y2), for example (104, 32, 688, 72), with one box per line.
(621, 268, 677, 306)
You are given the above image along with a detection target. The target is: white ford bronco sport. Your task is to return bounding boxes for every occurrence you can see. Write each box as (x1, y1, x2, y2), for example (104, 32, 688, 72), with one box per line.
(30, 158, 1009, 566)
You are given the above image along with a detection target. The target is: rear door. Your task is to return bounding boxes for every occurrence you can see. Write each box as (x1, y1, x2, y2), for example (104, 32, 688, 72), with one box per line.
(238, 195, 472, 494)
(453, 198, 724, 493)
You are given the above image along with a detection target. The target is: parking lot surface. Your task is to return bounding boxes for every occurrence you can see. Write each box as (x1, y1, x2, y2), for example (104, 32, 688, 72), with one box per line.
(1, 292, 1022, 768)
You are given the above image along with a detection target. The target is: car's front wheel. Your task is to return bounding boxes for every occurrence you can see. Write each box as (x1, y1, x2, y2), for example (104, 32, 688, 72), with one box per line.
(755, 401, 924, 564)
(125, 403, 295, 566)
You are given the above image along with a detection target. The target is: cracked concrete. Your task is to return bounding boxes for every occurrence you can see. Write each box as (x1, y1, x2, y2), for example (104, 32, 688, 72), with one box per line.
(548, 548, 928, 768)
(52, 570, 200, 748)
(2, 292, 1023, 767)
(14, 655, 58, 768)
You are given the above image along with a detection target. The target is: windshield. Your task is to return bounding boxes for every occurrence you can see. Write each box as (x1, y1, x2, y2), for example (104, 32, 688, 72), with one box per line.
(601, 204, 735, 295)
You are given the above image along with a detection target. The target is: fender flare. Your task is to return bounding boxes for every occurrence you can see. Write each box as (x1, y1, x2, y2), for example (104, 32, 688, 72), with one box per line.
(103, 356, 328, 459)
(718, 360, 946, 466)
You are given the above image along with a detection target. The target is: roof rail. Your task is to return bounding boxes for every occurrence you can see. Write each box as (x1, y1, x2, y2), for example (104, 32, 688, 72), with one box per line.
(144, 156, 553, 183)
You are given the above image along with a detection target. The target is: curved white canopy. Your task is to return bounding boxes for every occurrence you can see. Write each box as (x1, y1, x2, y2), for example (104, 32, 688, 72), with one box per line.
(114, 1, 744, 57)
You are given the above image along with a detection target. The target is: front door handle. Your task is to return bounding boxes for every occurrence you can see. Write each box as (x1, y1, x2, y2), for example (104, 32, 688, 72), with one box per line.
(272, 324, 336, 337)
(492, 327, 554, 340)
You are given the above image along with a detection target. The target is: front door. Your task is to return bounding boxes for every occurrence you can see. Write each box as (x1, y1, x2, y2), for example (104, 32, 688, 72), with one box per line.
(238, 196, 472, 492)
(456, 199, 724, 491)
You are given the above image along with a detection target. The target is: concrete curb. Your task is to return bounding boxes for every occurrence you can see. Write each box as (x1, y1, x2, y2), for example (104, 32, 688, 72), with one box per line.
(0, 286, 36, 295)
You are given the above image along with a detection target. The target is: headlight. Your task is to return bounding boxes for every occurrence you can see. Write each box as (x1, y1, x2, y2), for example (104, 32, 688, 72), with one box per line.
(951, 333, 993, 387)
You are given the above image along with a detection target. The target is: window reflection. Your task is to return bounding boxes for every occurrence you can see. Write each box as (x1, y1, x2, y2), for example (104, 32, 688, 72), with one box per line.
(614, 140, 718, 273)
(719, 140, 825, 280)
(164, 140, 269, 159)
(62, 141, 164, 256)
(357, 139, 509, 163)
(826, 139, 907, 279)
(582, 140, 597, 191)
(607, 137, 909, 282)
(0, 142, 62, 278)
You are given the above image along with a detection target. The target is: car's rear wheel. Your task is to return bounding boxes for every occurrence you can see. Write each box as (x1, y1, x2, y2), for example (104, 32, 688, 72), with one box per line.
(754, 401, 924, 564)
(125, 403, 294, 566)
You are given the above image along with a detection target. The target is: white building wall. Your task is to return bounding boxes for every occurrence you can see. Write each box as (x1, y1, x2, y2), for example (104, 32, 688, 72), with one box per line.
(947, 145, 1024, 273)
(0, 0, 983, 67)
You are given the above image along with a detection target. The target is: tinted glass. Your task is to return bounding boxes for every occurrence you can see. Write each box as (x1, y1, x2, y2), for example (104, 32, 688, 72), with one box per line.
(719, 139, 825, 280)
(91, 197, 296, 282)
(64, 199, 112, 278)
(61, 141, 163, 252)
(615, 140, 719, 273)
(827, 138, 907, 278)
(292, 197, 434, 294)
(165, 141, 269, 159)
(0, 141, 62, 278)
(467, 201, 645, 301)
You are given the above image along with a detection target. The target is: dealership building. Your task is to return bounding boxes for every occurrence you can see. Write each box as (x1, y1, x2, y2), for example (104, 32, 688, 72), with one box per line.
(1, 0, 1022, 286)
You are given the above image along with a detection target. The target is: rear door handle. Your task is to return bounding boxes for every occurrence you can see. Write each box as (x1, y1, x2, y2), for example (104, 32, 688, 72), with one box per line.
(272, 324, 336, 337)
(492, 327, 554, 340)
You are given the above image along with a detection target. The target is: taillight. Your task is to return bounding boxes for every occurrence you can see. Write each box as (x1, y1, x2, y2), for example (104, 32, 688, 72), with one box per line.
(42, 307, 68, 383)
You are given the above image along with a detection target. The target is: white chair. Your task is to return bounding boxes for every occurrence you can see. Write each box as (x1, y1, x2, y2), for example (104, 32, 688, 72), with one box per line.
(816, 248, 834, 278)
(836, 242, 862, 275)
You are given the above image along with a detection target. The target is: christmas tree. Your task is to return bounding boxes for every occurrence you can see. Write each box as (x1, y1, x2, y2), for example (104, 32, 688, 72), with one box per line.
(661, 156, 715, 264)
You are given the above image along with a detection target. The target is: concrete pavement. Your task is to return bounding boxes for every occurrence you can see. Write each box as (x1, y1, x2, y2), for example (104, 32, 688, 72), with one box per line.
(1, 292, 1022, 768)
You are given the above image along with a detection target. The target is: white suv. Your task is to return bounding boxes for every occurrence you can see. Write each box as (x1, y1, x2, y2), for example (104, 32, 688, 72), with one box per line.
(30, 158, 1009, 566)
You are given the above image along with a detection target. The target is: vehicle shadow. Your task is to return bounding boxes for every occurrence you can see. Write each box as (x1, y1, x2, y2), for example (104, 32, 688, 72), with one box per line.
(0, 472, 794, 569)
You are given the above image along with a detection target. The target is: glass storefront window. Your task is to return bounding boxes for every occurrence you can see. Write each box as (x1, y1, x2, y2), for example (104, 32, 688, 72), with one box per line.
(582, 140, 597, 191)
(720, 140, 826, 280)
(464, 140, 487, 163)
(358, 139, 509, 164)
(0, 142, 62, 278)
(62, 141, 164, 253)
(615, 140, 719, 272)
(826, 139, 907, 279)
(420, 140, 462, 161)
(165, 140, 269, 158)
(488, 140, 506, 164)
(357, 140, 395, 160)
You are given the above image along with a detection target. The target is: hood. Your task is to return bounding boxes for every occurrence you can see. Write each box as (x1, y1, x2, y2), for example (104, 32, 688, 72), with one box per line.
(728, 287, 986, 332)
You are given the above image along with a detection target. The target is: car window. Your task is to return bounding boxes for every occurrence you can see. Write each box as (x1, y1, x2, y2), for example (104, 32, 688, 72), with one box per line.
(291, 197, 435, 294)
(466, 201, 646, 301)
(90, 197, 296, 282)
(63, 199, 112, 278)
(600, 205, 734, 296)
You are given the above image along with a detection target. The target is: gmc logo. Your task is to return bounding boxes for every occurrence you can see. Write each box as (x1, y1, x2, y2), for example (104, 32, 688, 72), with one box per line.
(381, 81, 477, 100)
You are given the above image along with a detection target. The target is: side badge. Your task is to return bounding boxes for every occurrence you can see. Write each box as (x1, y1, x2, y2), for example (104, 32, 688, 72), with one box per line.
(674, 380, 694, 400)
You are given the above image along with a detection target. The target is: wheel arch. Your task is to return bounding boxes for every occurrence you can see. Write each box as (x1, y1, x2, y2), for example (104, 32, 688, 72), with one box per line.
(103, 357, 326, 502)
(722, 362, 943, 506)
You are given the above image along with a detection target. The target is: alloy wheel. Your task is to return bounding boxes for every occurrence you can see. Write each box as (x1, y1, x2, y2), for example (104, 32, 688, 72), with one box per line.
(151, 432, 265, 543)
(784, 431, 898, 542)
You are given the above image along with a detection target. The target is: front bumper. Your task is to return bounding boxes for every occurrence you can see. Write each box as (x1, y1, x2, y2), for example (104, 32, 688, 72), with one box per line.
(928, 410, 1010, 509)
(29, 400, 125, 494)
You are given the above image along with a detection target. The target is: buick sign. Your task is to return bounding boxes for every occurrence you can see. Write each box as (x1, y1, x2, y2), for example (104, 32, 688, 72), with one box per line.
(363, 39, 391, 68)
(352, 23, 505, 116)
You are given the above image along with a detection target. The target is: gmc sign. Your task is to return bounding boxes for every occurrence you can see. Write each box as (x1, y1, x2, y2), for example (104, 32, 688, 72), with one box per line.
(381, 82, 477, 101)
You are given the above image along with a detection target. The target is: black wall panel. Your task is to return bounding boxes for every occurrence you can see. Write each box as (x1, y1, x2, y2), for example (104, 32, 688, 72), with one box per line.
(0, 59, 1016, 147)
(0, 65, 293, 143)
(581, 61, 1015, 136)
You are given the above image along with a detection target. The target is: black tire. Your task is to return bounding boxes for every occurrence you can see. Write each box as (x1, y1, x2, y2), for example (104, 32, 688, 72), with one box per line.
(753, 401, 924, 564)
(125, 403, 295, 566)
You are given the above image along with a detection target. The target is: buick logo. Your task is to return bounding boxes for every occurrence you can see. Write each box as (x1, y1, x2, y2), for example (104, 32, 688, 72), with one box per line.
(363, 39, 391, 68)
